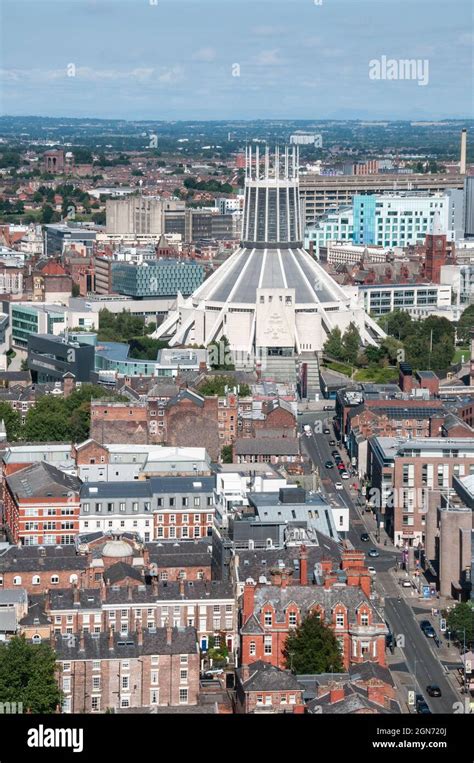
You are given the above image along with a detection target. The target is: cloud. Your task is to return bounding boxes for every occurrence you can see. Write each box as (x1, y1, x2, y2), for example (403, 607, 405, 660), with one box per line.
(192, 47, 217, 62)
(254, 49, 281, 65)
(158, 65, 185, 84)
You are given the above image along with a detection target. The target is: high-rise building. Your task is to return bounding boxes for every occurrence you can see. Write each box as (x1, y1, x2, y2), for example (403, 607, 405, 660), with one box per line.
(106, 197, 184, 236)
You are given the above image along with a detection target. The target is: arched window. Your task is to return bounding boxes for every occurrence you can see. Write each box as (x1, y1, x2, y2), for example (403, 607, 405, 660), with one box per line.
(32, 575, 41, 586)
(69, 574, 78, 584)
(13, 576, 22, 586)
(32, 634, 42, 644)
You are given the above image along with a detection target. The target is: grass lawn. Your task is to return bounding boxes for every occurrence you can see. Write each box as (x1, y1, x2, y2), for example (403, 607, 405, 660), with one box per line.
(323, 361, 353, 377)
(452, 346, 470, 364)
(353, 366, 398, 384)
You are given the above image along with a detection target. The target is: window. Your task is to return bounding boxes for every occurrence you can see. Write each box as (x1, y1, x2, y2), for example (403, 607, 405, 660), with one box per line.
(13, 576, 22, 585)
(120, 697, 130, 708)
(289, 612, 297, 627)
(51, 575, 59, 585)
(335, 612, 344, 628)
(91, 696, 100, 711)
(179, 688, 188, 704)
(107, 503, 114, 513)
(63, 662, 71, 672)
(132, 502, 139, 513)
(264, 636, 272, 655)
(256, 694, 263, 705)
(92, 660, 100, 671)
(249, 641, 256, 656)
(121, 676, 129, 690)
(361, 613, 369, 626)
(180, 669, 188, 682)
(182, 498, 188, 507)
(169, 527, 176, 539)
(194, 527, 200, 538)
(95, 503, 102, 513)
(151, 671, 159, 685)
(194, 498, 200, 508)
(62, 677, 71, 692)
(119, 503, 126, 512)
(150, 689, 159, 705)
(180, 654, 188, 665)
(264, 612, 272, 626)
(83, 503, 90, 513)
(92, 676, 101, 691)
(32, 575, 41, 586)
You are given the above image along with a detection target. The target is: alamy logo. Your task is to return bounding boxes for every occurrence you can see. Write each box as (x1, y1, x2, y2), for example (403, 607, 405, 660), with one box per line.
(27, 725, 84, 754)
(369, 56, 429, 87)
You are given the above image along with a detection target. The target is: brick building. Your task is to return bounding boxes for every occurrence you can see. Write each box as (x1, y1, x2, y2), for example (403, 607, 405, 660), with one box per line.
(235, 660, 305, 713)
(55, 625, 200, 713)
(3, 462, 81, 546)
(233, 437, 302, 465)
(36, 577, 237, 654)
(367, 436, 474, 546)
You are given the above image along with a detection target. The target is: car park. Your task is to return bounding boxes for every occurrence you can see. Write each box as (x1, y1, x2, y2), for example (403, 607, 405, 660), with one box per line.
(360, 533, 370, 542)
(335, 482, 343, 490)
(368, 549, 379, 558)
(426, 685, 442, 697)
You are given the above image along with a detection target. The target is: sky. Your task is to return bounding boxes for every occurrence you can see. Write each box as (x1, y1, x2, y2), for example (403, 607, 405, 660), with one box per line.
(0, 0, 473, 120)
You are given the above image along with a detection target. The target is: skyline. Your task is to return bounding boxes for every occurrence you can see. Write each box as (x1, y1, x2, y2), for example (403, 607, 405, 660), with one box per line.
(0, 0, 473, 121)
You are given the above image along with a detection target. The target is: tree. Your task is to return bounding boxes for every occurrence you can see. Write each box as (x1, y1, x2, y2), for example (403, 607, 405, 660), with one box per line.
(207, 335, 234, 370)
(283, 613, 344, 674)
(342, 323, 360, 365)
(446, 603, 474, 646)
(71, 283, 80, 297)
(41, 204, 55, 224)
(323, 327, 344, 361)
(199, 375, 250, 397)
(221, 445, 233, 463)
(0, 636, 61, 713)
(381, 310, 413, 341)
(457, 305, 474, 344)
(0, 402, 22, 441)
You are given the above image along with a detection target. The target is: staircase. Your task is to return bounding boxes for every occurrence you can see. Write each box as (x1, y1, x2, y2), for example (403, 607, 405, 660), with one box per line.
(261, 355, 297, 384)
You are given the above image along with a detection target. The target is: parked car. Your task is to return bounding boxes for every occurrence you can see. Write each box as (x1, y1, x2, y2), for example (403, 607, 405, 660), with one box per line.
(331, 450, 339, 457)
(420, 621, 436, 638)
(426, 685, 442, 697)
(337, 463, 345, 470)
(335, 482, 343, 490)
(204, 668, 224, 677)
(367, 566, 377, 575)
(323, 428, 331, 435)
(368, 548, 379, 558)
(341, 471, 350, 479)
(329, 439, 336, 446)
(416, 698, 431, 714)
(324, 460, 334, 469)
(360, 533, 370, 542)
(323, 405, 333, 411)
(401, 579, 413, 588)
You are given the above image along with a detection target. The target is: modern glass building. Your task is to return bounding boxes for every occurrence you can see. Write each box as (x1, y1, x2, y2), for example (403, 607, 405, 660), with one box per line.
(111, 258, 205, 298)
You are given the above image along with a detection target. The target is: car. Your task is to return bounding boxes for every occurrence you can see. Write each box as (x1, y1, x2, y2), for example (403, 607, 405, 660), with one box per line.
(204, 668, 224, 677)
(420, 621, 436, 638)
(426, 685, 442, 698)
(323, 405, 333, 411)
(335, 482, 343, 490)
(401, 579, 413, 588)
(368, 548, 380, 558)
(341, 471, 350, 479)
(416, 700, 431, 714)
(331, 450, 339, 457)
(360, 533, 370, 542)
(324, 460, 334, 469)
(323, 428, 331, 435)
(329, 439, 336, 446)
(368, 566, 377, 575)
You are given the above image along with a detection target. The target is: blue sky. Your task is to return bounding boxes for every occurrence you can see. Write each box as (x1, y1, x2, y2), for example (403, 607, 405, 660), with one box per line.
(0, 0, 472, 119)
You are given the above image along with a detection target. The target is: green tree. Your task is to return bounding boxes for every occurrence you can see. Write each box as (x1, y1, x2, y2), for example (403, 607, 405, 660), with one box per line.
(199, 375, 250, 397)
(342, 322, 360, 365)
(71, 283, 80, 297)
(221, 445, 233, 463)
(41, 204, 55, 224)
(446, 602, 474, 646)
(323, 327, 344, 361)
(457, 305, 474, 344)
(207, 335, 234, 370)
(0, 402, 22, 441)
(381, 310, 413, 341)
(283, 613, 344, 674)
(0, 636, 61, 713)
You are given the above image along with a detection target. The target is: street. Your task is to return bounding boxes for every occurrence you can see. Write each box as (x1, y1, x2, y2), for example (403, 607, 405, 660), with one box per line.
(299, 413, 464, 714)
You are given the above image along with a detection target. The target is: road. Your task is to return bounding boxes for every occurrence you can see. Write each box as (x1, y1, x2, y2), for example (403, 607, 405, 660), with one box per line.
(384, 597, 460, 714)
(301, 416, 462, 714)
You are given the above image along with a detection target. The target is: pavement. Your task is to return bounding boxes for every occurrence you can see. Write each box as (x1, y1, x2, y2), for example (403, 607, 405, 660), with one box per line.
(301, 420, 467, 715)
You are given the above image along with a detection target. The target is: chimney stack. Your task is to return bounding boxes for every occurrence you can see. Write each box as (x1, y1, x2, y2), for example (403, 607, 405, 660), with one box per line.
(127, 585, 133, 602)
(460, 129, 467, 175)
(79, 629, 85, 652)
(73, 583, 80, 606)
(179, 579, 185, 598)
(151, 576, 159, 596)
(299, 545, 308, 586)
(166, 621, 172, 646)
(328, 681, 345, 704)
(136, 619, 143, 647)
(108, 626, 114, 651)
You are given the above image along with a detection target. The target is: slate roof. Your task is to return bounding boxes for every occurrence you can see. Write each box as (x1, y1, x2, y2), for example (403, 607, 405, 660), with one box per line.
(0, 544, 87, 574)
(6, 461, 81, 499)
(0, 588, 28, 605)
(19, 601, 51, 627)
(242, 585, 385, 630)
(80, 475, 215, 499)
(54, 626, 198, 660)
(236, 541, 342, 584)
(104, 562, 143, 585)
(234, 438, 300, 456)
(237, 660, 301, 692)
(147, 540, 212, 568)
(308, 683, 400, 714)
(48, 579, 234, 611)
(349, 662, 395, 686)
(0, 610, 17, 632)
